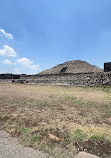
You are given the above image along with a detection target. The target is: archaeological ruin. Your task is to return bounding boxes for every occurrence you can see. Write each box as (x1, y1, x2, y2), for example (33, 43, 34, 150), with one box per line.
(0, 74, 20, 80)
(0, 60, 111, 86)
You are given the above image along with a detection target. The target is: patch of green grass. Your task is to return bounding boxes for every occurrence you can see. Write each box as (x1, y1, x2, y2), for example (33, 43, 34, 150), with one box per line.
(99, 86, 111, 93)
(3, 120, 14, 128)
(69, 129, 87, 143)
(30, 133, 41, 145)
(90, 133, 110, 142)
(18, 127, 42, 147)
(0, 113, 8, 119)
(19, 127, 32, 135)
(66, 143, 77, 155)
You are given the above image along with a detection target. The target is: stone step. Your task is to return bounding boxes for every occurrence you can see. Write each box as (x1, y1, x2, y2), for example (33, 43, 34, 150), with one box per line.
(75, 152, 100, 158)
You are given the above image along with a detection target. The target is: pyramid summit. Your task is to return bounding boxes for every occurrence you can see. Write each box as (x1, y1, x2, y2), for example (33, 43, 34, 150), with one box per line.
(38, 60, 103, 75)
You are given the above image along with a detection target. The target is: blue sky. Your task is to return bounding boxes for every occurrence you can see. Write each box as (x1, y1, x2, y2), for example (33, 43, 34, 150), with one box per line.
(0, 0, 111, 74)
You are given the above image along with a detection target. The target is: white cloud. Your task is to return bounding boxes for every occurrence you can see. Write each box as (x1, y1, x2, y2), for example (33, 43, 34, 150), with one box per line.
(0, 45, 17, 57)
(0, 28, 13, 39)
(17, 57, 39, 70)
(2, 59, 14, 65)
(17, 57, 32, 66)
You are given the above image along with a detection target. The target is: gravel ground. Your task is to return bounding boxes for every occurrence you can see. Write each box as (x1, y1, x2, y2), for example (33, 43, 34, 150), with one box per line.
(0, 130, 49, 158)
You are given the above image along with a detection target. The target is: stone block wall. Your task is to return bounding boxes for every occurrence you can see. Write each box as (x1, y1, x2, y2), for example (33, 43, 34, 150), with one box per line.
(0, 74, 13, 79)
(14, 72, 111, 86)
(0, 74, 20, 80)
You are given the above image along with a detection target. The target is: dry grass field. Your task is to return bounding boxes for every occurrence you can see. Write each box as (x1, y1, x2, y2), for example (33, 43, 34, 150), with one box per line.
(0, 83, 111, 158)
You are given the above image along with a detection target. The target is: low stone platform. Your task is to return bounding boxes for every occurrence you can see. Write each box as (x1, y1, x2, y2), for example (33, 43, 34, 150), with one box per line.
(13, 72, 111, 87)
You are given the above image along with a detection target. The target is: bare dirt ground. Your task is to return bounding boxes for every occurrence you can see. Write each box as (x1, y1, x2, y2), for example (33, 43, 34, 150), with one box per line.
(0, 83, 111, 158)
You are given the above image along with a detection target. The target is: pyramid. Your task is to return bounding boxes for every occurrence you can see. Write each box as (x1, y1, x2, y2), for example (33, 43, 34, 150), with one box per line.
(38, 60, 103, 75)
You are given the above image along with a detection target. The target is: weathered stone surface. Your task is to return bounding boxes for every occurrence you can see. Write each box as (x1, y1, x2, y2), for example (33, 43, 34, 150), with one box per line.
(0, 73, 13, 79)
(104, 62, 111, 72)
(38, 60, 103, 75)
(0, 74, 20, 80)
(75, 152, 100, 158)
(15, 71, 111, 87)
(48, 134, 60, 142)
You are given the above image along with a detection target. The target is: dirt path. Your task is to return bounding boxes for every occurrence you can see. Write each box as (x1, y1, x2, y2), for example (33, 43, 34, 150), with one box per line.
(0, 130, 49, 158)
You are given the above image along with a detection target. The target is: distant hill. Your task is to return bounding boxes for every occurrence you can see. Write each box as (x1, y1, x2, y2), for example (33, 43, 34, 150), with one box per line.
(38, 60, 103, 75)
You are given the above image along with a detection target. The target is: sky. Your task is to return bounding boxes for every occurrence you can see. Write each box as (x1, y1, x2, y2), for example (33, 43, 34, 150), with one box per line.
(0, 0, 111, 74)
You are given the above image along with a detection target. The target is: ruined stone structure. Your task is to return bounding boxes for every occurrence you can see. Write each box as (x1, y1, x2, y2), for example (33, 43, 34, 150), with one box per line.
(14, 72, 110, 86)
(1, 60, 111, 86)
(104, 62, 111, 72)
(38, 60, 103, 75)
(0, 74, 20, 80)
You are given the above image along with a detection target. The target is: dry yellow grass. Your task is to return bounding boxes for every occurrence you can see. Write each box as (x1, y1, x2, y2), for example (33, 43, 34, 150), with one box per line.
(0, 83, 111, 157)
(0, 83, 109, 103)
